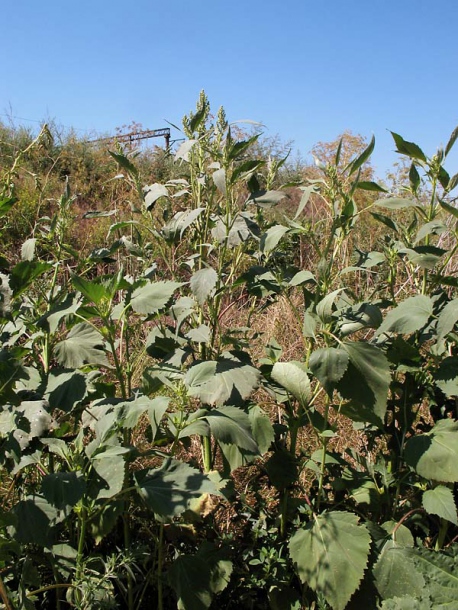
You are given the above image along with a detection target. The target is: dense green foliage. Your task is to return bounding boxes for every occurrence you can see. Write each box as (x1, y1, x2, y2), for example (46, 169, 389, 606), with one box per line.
(1, 93, 458, 609)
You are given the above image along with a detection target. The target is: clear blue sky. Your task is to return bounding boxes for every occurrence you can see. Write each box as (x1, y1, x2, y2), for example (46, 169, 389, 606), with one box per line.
(2, 0, 458, 177)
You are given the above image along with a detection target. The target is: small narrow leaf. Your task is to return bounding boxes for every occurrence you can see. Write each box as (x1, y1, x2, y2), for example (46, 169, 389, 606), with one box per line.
(346, 135, 375, 176)
(391, 132, 427, 162)
(445, 125, 458, 158)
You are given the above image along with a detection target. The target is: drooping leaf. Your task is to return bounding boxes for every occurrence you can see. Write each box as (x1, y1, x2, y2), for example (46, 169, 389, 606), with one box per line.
(131, 280, 183, 315)
(190, 268, 218, 306)
(341, 341, 390, 421)
(185, 356, 260, 406)
(346, 135, 375, 176)
(289, 512, 371, 610)
(376, 295, 433, 336)
(248, 404, 274, 455)
(260, 225, 289, 255)
(186, 324, 211, 343)
(309, 348, 349, 396)
(41, 472, 86, 513)
(9, 261, 52, 296)
(316, 288, 346, 323)
(288, 270, 316, 286)
(404, 419, 458, 482)
(212, 168, 226, 195)
(12, 400, 53, 449)
(54, 322, 108, 368)
(438, 198, 458, 220)
(265, 449, 298, 490)
(390, 132, 427, 162)
(373, 542, 425, 601)
(373, 197, 419, 210)
(246, 190, 287, 208)
(434, 356, 458, 397)
(21, 238, 36, 261)
(436, 299, 458, 344)
(204, 405, 258, 452)
(11, 495, 59, 546)
(294, 185, 316, 219)
(169, 544, 232, 610)
(71, 274, 109, 305)
(37, 293, 82, 334)
(423, 486, 458, 525)
(445, 125, 458, 158)
(46, 369, 88, 412)
(144, 183, 168, 209)
(89, 449, 125, 500)
(271, 361, 311, 407)
(355, 181, 387, 193)
(135, 458, 221, 518)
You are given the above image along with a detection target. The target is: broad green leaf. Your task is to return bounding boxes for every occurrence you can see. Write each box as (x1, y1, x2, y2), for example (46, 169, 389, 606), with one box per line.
(11, 495, 59, 546)
(41, 472, 86, 513)
(288, 270, 316, 286)
(108, 150, 138, 177)
(405, 419, 458, 482)
(185, 356, 260, 406)
(246, 189, 287, 208)
(186, 324, 211, 343)
(265, 450, 298, 490)
(46, 369, 88, 412)
(355, 181, 387, 193)
(162, 207, 205, 240)
(175, 139, 198, 161)
(434, 356, 458, 397)
(89, 501, 123, 544)
(380, 596, 432, 609)
(373, 542, 425, 601)
(9, 261, 52, 296)
(135, 458, 220, 517)
(90, 450, 125, 500)
(54, 322, 109, 368)
(260, 225, 289, 255)
(271, 361, 311, 407)
(169, 555, 213, 610)
(21, 238, 36, 261)
(423, 486, 458, 525)
(338, 302, 382, 336)
(204, 405, 258, 452)
(309, 348, 349, 396)
(12, 400, 53, 449)
(370, 211, 399, 233)
(373, 197, 419, 210)
(439, 198, 458, 220)
(131, 280, 182, 315)
(212, 168, 226, 194)
(37, 293, 82, 334)
(248, 405, 274, 454)
(407, 545, 458, 607)
(391, 132, 427, 162)
(289, 512, 371, 610)
(190, 268, 218, 306)
(211, 212, 259, 247)
(144, 183, 168, 209)
(169, 544, 232, 610)
(437, 299, 458, 343)
(316, 288, 345, 323)
(0, 196, 17, 218)
(71, 274, 109, 305)
(338, 342, 391, 423)
(376, 295, 433, 336)
(415, 220, 447, 244)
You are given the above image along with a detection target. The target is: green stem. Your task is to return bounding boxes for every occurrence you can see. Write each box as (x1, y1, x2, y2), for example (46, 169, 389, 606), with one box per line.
(435, 518, 449, 551)
(157, 523, 164, 610)
(202, 435, 212, 473)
